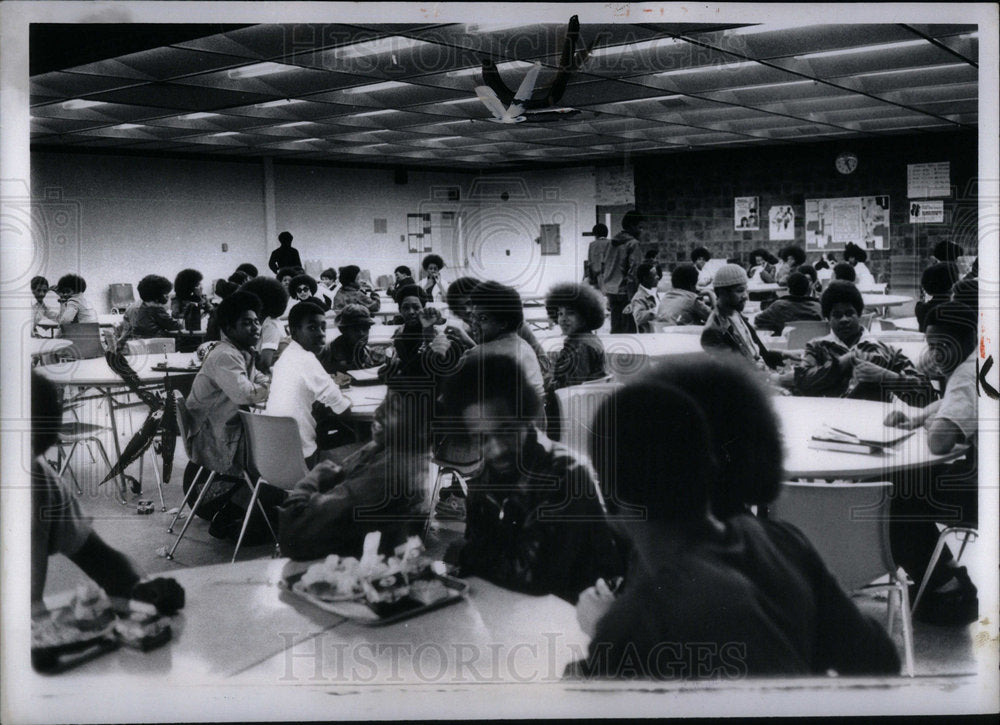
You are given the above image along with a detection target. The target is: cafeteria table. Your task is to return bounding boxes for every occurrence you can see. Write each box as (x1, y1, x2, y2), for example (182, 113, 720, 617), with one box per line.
(339, 383, 386, 422)
(774, 396, 964, 480)
(325, 324, 398, 346)
(887, 316, 920, 332)
(24, 557, 585, 685)
(35, 352, 200, 501)
(29, 337, 72, 364)
(862, 293, 911, 315)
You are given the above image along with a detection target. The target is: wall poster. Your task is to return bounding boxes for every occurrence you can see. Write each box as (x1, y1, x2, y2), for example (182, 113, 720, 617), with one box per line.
(734, 196, 759, 230)
(768, 205, 795, 240)
(804, 196, 890, 251)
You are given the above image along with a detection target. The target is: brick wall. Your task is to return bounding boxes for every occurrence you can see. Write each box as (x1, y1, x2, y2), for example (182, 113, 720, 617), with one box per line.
(634, 130, 977, 284)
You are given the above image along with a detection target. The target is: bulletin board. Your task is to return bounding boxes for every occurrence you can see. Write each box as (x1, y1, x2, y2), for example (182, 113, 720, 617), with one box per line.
(804, 196, 890, 252)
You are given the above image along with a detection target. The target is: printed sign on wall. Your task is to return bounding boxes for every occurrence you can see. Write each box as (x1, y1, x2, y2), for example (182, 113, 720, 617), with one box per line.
(768, 205, 795, 240)
(909, 200, 945, 223)
(734, 197, 759, 230)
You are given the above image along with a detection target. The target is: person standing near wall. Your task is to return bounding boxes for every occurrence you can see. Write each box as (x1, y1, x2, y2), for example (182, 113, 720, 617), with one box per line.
(600, 211, 646, 334)
(268, 231, 302, 275)
(583, 223, 610, 289)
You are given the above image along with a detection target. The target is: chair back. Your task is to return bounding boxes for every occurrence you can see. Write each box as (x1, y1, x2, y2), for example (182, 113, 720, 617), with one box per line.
(59, 323, 105, 359)
(860, 312, 875, 330)
(173, 390, 196, 457)
(553, 380, 622, 460)
(238, 412, 309, 490)
(784, 320, 829, 351)
(108, 283, 135, 313)
(125, 337, 176, 356)
(375, 274, 395, 290)
(769, 481, 897, 592)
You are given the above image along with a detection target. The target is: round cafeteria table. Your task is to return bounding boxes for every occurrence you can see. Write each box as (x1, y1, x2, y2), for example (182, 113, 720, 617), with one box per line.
(888, 316, 920, 332)
(862, 293, 911, 311)
(774, 396, 964, 480)
(541, 333, 704, 380)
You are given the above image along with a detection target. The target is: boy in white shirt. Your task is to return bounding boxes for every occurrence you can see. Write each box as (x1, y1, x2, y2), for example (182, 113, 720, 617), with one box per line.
(265, 300, 352, 465)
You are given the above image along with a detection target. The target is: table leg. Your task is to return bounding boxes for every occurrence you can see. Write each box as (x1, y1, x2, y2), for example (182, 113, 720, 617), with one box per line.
(102, 387, 129, 505)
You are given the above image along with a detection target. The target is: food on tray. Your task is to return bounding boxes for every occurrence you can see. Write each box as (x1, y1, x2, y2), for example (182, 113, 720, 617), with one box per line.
(299, 555, 366, 601)
(113, 611, 172, 651)
(71, 583, 115, 631)
(409, 579, 451, 605)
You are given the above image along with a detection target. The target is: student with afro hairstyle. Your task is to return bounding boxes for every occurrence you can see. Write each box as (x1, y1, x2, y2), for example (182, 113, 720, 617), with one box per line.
(930, 241, 963, 264)
(752, 272, 823, 335)
(419, 253, 447, 303)
(748, 248, 779, 284)
(656, 264, 713, 327)
(545, 282, 608, 390)
(775, 245, 807, 286)
(118, 274, 183, 342)
(795, 263, 824, 297)
(793, 281, 934, 404)
(915, 262, 959, 332)
(333, 265, 381, 314)
(842, 243, 876, 288)
(54, 273, 99, 325)
(171, 268, 212, 323)
(690, 246, 714, 291)
(624, 260, 662, 333)
(441, 352, 623, 604)
(289, 273, 330, 311)
(239, 276, 289, 374)
(235, 263, 258, 279)
(601, 211, 646, 333)
(567, 373, 900, 679)
(832, 262, 856, 283)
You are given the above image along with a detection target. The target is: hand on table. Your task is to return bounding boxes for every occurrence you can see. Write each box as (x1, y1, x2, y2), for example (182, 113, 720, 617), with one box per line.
(131, 577, 185, 614)
(883, 410, 922, 429)
(575, 578, 617, 638)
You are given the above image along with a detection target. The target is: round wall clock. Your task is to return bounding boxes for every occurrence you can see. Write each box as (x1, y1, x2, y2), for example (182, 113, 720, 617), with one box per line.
(835, 151, 859, 175)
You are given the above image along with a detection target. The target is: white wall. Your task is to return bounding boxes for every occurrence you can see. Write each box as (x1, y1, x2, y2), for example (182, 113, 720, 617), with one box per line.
(30, 152, 598, 311)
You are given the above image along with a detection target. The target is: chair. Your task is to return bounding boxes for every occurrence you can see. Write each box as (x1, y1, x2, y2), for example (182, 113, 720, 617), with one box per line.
(54, 421, 124, 504)
(910, 526, 979, 615)
(878, 318, 899, 331)
(860, 312, 876, 330)
(783, 320, 830, 351)
(553, 380, 622, 461)
(108, 283, 135, 314)
(375, 274, 395, 290)
(769, 481, 914, 676)
(58, 323, 105, 360)
(237, 411, 312, 562)
(165, 391, 223, 560)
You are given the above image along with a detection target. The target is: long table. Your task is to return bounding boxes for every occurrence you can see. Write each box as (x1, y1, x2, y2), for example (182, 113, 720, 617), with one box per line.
(541, 333, 705, 379)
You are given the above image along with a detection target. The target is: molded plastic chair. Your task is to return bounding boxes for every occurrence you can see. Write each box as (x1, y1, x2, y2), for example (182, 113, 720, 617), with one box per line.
(165, 391, 223, 560)
(910, 526, 978, 615)
(55, 421, 122, 503)
(237, 411, 311, 562)
(769, 481, 914, 676)
(784, 320, 830, 352)
(553, 380, 622, 461)
(124, 337, 176, 356)
(58, 323, 105, 360)
(109, 283, 135, 314)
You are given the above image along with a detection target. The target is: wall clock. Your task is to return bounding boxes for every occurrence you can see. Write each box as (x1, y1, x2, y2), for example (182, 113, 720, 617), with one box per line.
(835, 151, 859, 175)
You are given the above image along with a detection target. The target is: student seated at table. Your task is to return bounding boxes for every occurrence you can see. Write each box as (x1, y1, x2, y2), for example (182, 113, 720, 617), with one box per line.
(235, 262, 258, 280)
(204, 280, 238, 342)
(227, 270, 249, 290)
(31, 275, 59, 333)
(442, 353, 623, 603)
(54, 273, 98, 325)
(795, 263, 824, 297)
(171, 268, 212, 325)
(380, 284, 450, 390)
(843, 242, 876, 288)
(701, 264, 790, 372)
(265, 300, 352, 466)
(832, 261, 856, 284)
(914, 262, 959, 333)
(690, 246, 714, 291)
(566, 376, 901, 679)
(388, 265, 415, 301)
(117, 274, 183, 342)
(333, 265, 381, 314)
(625, 261, 662, 333)
(275, 265, 301, 294)
(776, 245, 807, 286)
(752, 272, 822, 335)
(320, 303, 386, 374)
(279, 388, 433, 560)
(747, 247, 778, 284)
(31, 372, 185, 614)
(793, 281, 933, 404)
(884, 301, 979, 626)
(545, 281, 607, 390)
(656, 264, 713, 327)
(316, 267, 337, 308)
(419, 253, 447, 303)
(238, 276, 289, 375)
(290, 272, 329, 311)
(184, 291, 269, 525)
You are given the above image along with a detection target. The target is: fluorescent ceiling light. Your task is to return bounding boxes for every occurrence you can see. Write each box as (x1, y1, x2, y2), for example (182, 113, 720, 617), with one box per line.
(211, 131, 239, 137)
(432, 136, 463, 142)
(960, 31, 979, 40)
(341, 81, 410, 94)
(277, 121, 313, 128)
(656, 60, 758, 77)
(335, 37, 422, 58)
(854, 62, 967, 78)
(180, 111, 218, 120)
(464, 22, 532, 34)
(353, 109, 397, 118)
(448, 60, 533, 78)
(257, 99, 305, 108)
(61, 99, 105, 110)
(440, 97, 480, 105)
(111, 123, 143, 130)
(617, 94, 684, 105)
(229, 62, 297, 79)
(721, 79, 815, 93)
(726, 22, 815, 36)
(290, 137, 322, 143)
(795, 39, 928, 60)
(589, 38, 682, 57)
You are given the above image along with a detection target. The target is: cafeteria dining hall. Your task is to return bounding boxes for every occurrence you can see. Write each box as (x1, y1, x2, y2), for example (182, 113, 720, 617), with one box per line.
(1, 2, 997, 721)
